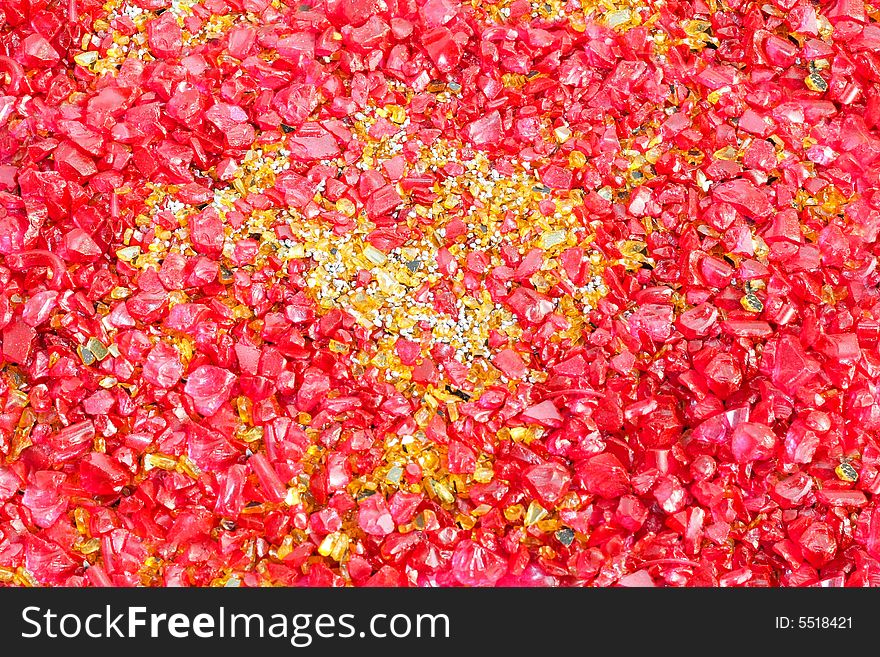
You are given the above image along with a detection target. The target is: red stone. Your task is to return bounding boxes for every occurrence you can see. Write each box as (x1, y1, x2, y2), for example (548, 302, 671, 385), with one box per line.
(730, 422, 777, 463)
(577, 453, 630, 499)
(184, 366, 236, 416)
(451, 540, 507, 586)
(143, 342, 184, 389)
(523, 462, 571, 504)
(79, 453, 130, 496)
(147, 12, 183, 59)
(357, 494, 394, 537)
(422, 27, 461, 73)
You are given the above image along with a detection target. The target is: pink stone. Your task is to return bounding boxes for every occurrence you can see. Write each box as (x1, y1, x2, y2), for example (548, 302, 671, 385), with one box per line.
(54, 142, 98, 180)
(20, 34, 60, 67)
(765, 209, 802, 243)
(206, 103, 248, 132)
(276, 33, 315, 60)
(143, 341, 184, 389)
(784, 422, 820, 464)
(737, 108, 773, 137)
(614, 495, 648, 530)
(699, 255, 734, 288)
(328, 0, 378, 26)
(187, 423, 240, 471)
(492, 348, 527, 379)
(287, 131, 340, 160)
(0, 467, 21, 502)
(2, 319, 36, 364)
(358, 494, 395, 536)
(654, 475, 687, 513)
(421, 0, 459, 26)
(190, 207, 225, 255)
(83, 389, 115, 415)
(21, 290, 58, 327)
(79, 453, 130, 496)
(422, 27, 461, 73)
(721, 319, 773, 338)
(636, 396, 683, 448)
(520, 400, 563, 427)
(788, 4, 819, 34)
(234, 343, 261, 375)
(712, 179, 772, 217)
(214, 464, 247, 517)
(227, 25, 256, 59)
(49, 420, 95, 462)
(628, 303, 674, 342)
(62, 228, 102, 262)
(819, 333, 860, 363)
(147, 12, 183, 59)
(249, 453, 287, 503)
(184, 365, 236, 416)
(816, 489, 867, 507)
(296, 368, 330, 412)
(676, 302, 718, 339)
(22, 471, 67, 528)
(524, 461, 571, 504)
(451, 540, 507, 586)
(763, 334, 820, 395)
(389, 491, 422, 525)
(164, 303, 209, 333)
(703, 353, 742, 398)
(798, 522, 837, 568)
(577, 453, 630, 498)
(366, 185, 403, 217)
(447, 440, 476, 473)
(617, 570, 656, 587)
(730, 422, 777, 462)
(395, 338, 421, 365)
(773, 472, 813, 505)
(464, 111, 502, 147)
(744, 139, 776, 171)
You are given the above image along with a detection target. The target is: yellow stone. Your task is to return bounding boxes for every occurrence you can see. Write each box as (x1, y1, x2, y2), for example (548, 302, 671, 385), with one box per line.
(836, 462, 858, 482)
(740, 293, 763, 313)
(554, 126, 572, 143)
(568, 150, 587, 168)
(429, 478, 454, 504)
(144, 453, 177, 471)
(276, 536, 295, 561)
(177, 456, 200, 479)
(388, 105, 406, 124)
(473, 466, 494, 483)
(805, 72, 828, 92)
(76, 538, 101, 554)
(539, 230, 567, 250)
(509, 426, 534, 443)
(317, 532, 350, 561)
(335, 197, 356, 216)
(116, 246, 141, 261)
(504, 504, 524, 522)
(74, 508, 90, 534)
(328, 340, 349, 353)
(363, 244, 387, 265)
(524, 501, 549, 527)
(74, 51, 99, 66)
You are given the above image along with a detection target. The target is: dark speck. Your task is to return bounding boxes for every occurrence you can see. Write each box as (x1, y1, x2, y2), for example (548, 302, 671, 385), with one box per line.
(445, 385, 470, 401)
(556, 527, 575, 546)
